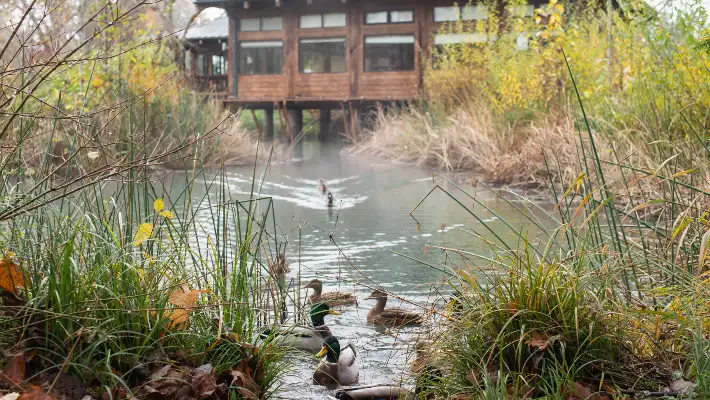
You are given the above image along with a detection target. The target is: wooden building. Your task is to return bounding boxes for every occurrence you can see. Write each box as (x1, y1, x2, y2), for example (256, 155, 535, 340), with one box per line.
(184, 16, 230, 95)
(189, 0, 538, 140)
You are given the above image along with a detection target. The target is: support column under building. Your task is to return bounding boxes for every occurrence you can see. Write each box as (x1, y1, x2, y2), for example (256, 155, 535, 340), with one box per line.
(263, 107, 274, 141)
(318, 108, 331, 142)
(287, 108, 303, 143)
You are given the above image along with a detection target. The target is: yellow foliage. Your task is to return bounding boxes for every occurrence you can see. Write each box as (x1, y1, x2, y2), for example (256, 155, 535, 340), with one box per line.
(153, 198, 164, 213)
(133, 223, 153, 246)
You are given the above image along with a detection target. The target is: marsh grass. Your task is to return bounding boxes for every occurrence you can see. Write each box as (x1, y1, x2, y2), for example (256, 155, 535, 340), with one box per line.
(0, 2, 292, 397)
(407, 48, 710, 399)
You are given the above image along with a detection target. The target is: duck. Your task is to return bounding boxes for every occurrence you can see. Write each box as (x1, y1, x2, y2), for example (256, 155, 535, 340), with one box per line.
(313, 335, 359, 386)
(327, 191, 334, 207)
(260, 302, 340, 352)
(335, 364, 441, 399)
(410, 339, 433, 373)
(366, 290, 423, 328)
(303, 278, 357, 307)
(335, 385, 413, 400)
(319, 178, 328, 194)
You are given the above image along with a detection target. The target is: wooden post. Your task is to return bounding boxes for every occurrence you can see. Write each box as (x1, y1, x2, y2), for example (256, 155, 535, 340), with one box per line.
(318, 108, 330, 142)
(250, 109, 263, 135)
(287, 108, 303, 141)
(340, 102, 351, 140)
(277, 104, 286, 141)
(263, 107, 274, 141)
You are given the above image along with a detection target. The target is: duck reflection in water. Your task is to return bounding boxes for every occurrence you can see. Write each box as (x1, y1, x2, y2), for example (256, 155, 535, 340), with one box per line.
(327, 191, 334, 207)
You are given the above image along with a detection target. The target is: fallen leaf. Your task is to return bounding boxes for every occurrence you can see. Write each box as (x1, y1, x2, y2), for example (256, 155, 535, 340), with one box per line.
(159, 210, 173, 219)
(86, 151, 99, 160)
(569, 381, 610, 400)
(133, 223, 153, 246)
(0, 256, 25, 294)
(0, 393, 20, 400)
(1, 352, 25, 385)
(153, 198, 164, 213)
(526, 330, 549, 350)
(192, 364, 217, 398)
(17, 387, 54, 400)
(143, 366, 190, 397)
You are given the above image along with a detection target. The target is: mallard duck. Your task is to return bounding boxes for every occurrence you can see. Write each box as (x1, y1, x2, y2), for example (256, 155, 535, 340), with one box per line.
(303, 279, 357, 307)
(335, 385, 413, 400)
(335, 365, 441, 399)
(366, 290, 423, 328)
(319, 178, 328, 194)
(313, 335, 359, 386)
(327, 191, 334, 207)
(260, 302, 340, 352)
(410, 339, 433, 373)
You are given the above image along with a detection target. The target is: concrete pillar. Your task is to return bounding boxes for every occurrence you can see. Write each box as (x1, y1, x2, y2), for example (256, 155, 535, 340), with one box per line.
(263, 107, 274, 141)
(287, 108, 303, 143)
(318, 108, 331, 142)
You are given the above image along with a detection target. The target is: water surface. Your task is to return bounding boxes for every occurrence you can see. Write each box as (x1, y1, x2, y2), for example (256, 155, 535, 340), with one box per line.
(180, 141, 546, 398)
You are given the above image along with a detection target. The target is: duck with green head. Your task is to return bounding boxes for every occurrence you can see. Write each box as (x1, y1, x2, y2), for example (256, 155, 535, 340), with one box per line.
(261, 302, 340, 353)
(313, 335, 359, 386)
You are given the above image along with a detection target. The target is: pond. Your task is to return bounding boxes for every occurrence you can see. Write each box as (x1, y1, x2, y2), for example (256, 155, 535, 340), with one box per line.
(182, 140, 548, 399)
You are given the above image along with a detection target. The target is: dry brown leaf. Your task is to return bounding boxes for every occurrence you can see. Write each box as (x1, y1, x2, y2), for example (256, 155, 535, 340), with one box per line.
(569, 382, 610, 400)
(17, 387, 54, 400)
(2, 352, 25, 385)
(191, 364, 217, 398)
(165, 284, 209, 330)
(526, 330, 549, 350)
(0, 257, 25, 294)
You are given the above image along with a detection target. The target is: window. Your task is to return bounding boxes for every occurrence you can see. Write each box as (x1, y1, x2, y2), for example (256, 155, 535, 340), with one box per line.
(196, 54, 208, 76)
(434, 33, 488, 45)
(300, 13, 347, 28)
(364, 35, 415, 72)
(239, 17, 283, 31)
(184, 50, 193, 72)
(212, 55, 227, 75)
(434, 5, 488, 22)
(365, 10, 413, 24)
(299, 38, 346, 73)
(239, 41, 283, 75)
(510, 5, 535, 17)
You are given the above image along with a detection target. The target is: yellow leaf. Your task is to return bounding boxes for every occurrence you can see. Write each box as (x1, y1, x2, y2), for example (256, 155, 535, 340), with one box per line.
(159, 210, 173, 219)
(133, 223, 153, 246)
(169, 286, 200, 309)
(0, 256, 25, 294)
(153, 198, 164, 213)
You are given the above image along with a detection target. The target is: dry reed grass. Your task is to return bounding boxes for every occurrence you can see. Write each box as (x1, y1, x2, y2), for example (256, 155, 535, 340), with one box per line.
(350, 104, 582, 188)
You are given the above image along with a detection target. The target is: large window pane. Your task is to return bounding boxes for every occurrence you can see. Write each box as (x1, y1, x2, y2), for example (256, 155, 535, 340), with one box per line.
(365, 11, 387, 24)
(300, 14, 322, 28)
(434, 33, 488, 45)
(434, 6, 458, 22)
(196, 54, 208, 76)
(240, 18, 260, 31)
(212, 55, 227, 75)
(390, 10, 413, 23)
(364, 35, 415, 72)
(239, 41, 283, 75)
(461, 5, 488, 20)
(299, 38, 346, 73)
(323, 13, 346, 27)
(261, 17, 283, 30)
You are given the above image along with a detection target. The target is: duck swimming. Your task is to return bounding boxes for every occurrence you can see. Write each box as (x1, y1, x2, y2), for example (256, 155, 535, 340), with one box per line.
(366, 290, 423, 328)
(327, 191, 334, 207)
(313, 335, 359, 386)
(319, 178, 328, 194)
(260, 302, 340, 352)
(335, 364, 441, 399)
(303, 278, 357, 307)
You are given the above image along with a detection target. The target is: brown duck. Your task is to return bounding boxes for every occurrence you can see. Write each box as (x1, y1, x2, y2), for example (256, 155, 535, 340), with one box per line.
(366, 290, 423, 328)
(318, 178, 328, 194)
(304, 279, 357, 307)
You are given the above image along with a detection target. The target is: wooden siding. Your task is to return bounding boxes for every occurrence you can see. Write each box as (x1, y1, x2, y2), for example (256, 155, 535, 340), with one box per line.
(225, 0, 468, 102)
(237, 75, 286, 98)
(295, 74, 350, 98)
